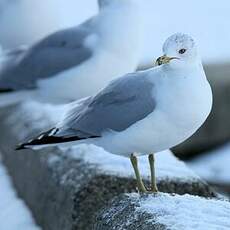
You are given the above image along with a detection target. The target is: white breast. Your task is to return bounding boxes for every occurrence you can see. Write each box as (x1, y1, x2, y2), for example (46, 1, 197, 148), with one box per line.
(148, 71, 212, 153)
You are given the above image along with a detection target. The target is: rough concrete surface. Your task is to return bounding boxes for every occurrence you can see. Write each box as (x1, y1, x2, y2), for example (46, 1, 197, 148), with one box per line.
(95, 193, 230, 230)
(94, 194, 166, 230)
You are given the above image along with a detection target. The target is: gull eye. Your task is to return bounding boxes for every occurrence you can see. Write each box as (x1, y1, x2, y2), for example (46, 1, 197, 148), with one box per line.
(178, 48, 187, 54)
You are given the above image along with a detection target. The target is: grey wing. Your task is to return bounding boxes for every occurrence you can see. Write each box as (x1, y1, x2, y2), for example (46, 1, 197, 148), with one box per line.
(56, 72, 156, 139)
(0, 19, 94, 90)
(17, 72, 156, 148)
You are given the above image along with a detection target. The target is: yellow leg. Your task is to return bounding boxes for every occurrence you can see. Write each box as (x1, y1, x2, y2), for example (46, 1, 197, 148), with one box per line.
(130, 153, 147, 193)
(148, 154, 158, 192)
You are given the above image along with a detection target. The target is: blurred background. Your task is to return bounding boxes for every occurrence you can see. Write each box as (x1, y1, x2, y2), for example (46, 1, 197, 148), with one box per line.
(0, 0, 229, 226)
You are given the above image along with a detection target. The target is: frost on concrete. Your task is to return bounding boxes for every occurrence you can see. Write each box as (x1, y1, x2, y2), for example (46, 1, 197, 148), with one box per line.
(95, 193, 230, 230)
(136, 193, 230, 230)
(0, 155, 40, 230)
(6, 100, 90, 139)
(6, 101, 67, 139)
(188, 143, 230, 184)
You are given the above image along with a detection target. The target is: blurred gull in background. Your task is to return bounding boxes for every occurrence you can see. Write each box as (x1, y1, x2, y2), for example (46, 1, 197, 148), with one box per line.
(0, 0, 145, 106)
(17, 34, 212, 193)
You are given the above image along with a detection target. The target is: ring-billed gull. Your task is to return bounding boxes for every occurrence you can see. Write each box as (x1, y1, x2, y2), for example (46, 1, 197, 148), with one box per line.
(0, 0, 143, 105)
(16, 33, 213, 193)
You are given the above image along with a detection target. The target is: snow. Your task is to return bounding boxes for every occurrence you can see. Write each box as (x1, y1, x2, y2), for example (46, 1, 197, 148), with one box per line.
(1, 0, 230, 63)
(58, 144, 199, 182)
(6, 101, 67, 139)
(188, 143, 230, 184)
(5, 100, 91, 139)
(0, 155, 40, 230)
(134, 192, 230, 230)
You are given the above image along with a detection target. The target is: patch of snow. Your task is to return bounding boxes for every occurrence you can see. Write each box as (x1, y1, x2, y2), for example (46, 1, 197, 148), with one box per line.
(187, 143, 230, 184)
(0, 155, 40, 230)
(62, 144, 199, 181)
(135, 192, 230, 230)
(6, 101, 67, 139)
(6, 99, 91, 139)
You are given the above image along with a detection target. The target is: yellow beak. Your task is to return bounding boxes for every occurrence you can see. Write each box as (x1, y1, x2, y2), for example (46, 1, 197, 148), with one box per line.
(155, 55, 179, 66)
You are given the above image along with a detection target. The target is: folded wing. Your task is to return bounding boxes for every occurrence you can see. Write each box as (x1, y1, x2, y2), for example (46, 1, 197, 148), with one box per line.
(0, 19, 95, 91)
(17, 72, 156, 149)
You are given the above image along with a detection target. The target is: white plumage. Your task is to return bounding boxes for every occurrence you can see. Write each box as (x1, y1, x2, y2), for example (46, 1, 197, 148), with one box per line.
(18, 33, 213, 193)
(20, 33, 212, 156)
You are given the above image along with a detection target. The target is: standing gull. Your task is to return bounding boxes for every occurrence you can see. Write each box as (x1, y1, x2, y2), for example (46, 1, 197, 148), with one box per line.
(0, 0, 143, 105)
(16, 33, 213, 193)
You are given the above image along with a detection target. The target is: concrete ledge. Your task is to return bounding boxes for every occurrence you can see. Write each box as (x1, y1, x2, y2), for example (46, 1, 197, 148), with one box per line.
(0, 103, 217, 230)
(95, 194, 166, 230)
(95, 193, 230, 230)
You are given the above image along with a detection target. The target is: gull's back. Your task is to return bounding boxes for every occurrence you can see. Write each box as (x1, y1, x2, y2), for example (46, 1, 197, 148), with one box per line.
(55, 71, 156, 139)
(17, 70, 157, 149)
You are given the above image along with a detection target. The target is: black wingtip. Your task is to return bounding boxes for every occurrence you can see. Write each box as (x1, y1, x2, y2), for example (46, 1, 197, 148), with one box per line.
(15, 128, 59, 151)
(14, 128, 100, 151)
(15, 143, 28, 151)
(0, 88, 14, 93)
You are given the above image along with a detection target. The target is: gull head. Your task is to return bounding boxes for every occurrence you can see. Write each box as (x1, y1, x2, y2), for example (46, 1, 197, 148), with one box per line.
(156, 33, 200, 70)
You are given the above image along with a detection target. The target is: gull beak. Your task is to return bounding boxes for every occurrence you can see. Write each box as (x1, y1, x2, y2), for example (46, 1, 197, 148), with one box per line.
(155, 55, 179, 66)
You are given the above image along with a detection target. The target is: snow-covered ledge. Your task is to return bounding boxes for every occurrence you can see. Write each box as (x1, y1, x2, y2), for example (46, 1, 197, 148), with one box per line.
(95, 193, 230, 230)
(0, 102, 217, 230)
